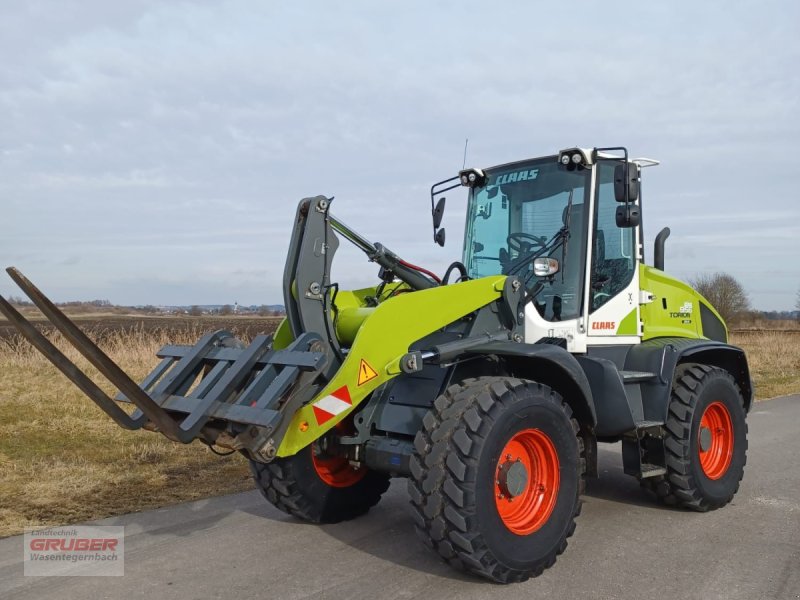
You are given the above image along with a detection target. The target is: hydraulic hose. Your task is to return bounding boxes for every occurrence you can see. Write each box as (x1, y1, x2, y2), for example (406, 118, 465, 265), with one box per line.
(329, 214, 439, 290)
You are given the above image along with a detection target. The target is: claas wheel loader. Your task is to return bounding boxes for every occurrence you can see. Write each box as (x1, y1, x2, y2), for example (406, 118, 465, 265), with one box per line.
(0, 146, 752, 583)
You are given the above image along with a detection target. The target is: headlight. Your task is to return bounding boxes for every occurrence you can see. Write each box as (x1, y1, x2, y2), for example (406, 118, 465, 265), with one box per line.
(458, 168, 486, 188)
(558, 148, 589, 169)
(533, 257, 560, 277)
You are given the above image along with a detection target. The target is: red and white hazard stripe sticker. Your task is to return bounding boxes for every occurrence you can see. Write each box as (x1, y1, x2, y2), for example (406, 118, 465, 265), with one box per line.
(311, 385, 352, 425)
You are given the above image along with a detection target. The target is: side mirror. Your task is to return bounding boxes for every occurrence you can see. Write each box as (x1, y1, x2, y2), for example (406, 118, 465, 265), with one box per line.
(614, 163, 640, 202)
(435, 228, 446, 247)
(533, 257, 560, 277)
(615, 203, 641, 228)
(432, 197, 446, 229)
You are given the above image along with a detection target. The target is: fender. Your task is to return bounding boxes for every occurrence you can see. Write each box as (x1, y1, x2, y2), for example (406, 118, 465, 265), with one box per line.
(625, 337, 753, 424)
(464, 341, 597, 427)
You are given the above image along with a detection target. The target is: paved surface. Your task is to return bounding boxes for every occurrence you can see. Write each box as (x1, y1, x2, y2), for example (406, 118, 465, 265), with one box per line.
(2, 395, 799, 600)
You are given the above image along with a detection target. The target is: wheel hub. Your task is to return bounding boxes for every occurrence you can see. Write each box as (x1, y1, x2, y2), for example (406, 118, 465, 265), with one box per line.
(698, 426, 713, 451)
(494, 429, 560, 535)
(497, 459, 528, 498)
(698, 401, 734, 480)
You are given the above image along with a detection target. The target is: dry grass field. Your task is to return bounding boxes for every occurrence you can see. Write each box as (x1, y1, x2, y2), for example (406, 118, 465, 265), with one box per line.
(729, 329, 800, 399)
(0, 317, 280, 538)
(0, 317, 797, 538)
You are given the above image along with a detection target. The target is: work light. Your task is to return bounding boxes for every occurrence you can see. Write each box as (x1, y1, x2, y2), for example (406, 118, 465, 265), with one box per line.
(458, 168, 486, 188)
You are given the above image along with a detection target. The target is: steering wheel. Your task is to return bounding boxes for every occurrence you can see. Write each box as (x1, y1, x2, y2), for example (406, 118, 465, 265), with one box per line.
(507, 232, 547, 254)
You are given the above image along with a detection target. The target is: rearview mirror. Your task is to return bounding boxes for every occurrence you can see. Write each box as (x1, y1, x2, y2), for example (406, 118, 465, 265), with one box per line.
(432, 197, 446, 229)
(435, 228, 446, 247)
(614, 163, 639, 202)
(615, 204, 641, 228)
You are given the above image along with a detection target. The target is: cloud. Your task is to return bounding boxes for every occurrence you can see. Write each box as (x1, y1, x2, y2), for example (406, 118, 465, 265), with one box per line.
(1, 1, 799, 309)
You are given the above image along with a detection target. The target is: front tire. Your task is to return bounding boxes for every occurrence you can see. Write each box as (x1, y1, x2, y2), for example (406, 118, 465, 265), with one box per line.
(408, 377, 585, 583)
(641, 364, 747, 511)
(250, 443, 390, 524)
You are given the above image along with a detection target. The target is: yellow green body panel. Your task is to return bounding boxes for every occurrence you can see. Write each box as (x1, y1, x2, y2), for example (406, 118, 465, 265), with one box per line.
(276, 275, 507, 456)
(639, 265, 727, 341)
(617, 308, 638, 336)
(272, 318, 293, 350)
(332, 283, 408, 344)
(335, 307, 375, 345)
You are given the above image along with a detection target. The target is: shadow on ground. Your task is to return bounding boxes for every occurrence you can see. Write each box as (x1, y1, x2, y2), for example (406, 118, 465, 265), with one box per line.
(241, 442, 671, 580)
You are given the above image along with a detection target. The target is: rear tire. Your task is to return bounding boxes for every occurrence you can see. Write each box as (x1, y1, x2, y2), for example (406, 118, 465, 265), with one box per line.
(641, 363, 747, 511)
(249, 444, 390, 524)
(408, 377, 585, 583)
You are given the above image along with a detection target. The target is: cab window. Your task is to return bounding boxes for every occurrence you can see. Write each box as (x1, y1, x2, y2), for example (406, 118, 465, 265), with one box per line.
(591, 163, 636, 312)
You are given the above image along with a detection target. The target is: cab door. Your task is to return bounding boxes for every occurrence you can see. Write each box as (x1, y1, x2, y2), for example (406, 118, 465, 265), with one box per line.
(585, 162, 641, 344)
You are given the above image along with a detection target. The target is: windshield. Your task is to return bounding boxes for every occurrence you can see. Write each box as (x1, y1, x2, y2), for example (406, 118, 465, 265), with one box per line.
(463, 156, 590, 321)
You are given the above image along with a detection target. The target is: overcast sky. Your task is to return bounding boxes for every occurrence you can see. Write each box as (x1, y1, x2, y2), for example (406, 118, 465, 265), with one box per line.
(2, 1, 799, 310)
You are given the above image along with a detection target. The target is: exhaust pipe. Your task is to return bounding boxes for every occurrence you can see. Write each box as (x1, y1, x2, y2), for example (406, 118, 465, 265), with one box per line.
(654, 227, 670, 271)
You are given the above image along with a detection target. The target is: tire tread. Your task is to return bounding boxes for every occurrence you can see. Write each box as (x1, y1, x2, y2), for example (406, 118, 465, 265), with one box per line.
(408, 376, 585, 583)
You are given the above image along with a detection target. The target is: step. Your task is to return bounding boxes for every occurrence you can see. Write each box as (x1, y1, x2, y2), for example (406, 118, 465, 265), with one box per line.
(640, 463, 667, 478)
(620, 370, 657, 383)
(634, 420, 664, 429)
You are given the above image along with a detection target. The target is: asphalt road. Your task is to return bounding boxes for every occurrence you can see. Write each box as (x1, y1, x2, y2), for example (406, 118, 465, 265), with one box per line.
(2, 394, 799, 600)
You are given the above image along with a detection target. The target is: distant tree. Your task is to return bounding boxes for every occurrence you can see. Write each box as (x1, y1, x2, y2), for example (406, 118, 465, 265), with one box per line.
(257, 305, 271, 316)
(219, 304, 234, 316)
(689, 272, 751, 324)
(188, 305, 203, 316)
(7, 295, 32, 306)
(796, 287, 800, 318)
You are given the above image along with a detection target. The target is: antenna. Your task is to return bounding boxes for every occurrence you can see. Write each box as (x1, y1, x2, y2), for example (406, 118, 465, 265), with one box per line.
(462, 138, 469, 169)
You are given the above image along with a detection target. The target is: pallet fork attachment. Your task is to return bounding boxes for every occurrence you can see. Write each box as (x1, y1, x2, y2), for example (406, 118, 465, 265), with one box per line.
(0, 267, 328, 460)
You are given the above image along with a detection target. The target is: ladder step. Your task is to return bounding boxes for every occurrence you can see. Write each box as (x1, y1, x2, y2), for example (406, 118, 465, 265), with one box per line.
(635, 420, 664, 429)
(640, 463, 667, 478)
(621, 370, 657, 383)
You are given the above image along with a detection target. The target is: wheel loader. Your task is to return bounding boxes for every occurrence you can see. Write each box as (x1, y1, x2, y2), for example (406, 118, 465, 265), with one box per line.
(0, 146, 751, 583)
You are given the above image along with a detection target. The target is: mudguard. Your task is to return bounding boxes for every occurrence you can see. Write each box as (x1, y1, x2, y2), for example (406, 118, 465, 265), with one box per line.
(463, 341, 597, 427)
(625, 337, 753, 424)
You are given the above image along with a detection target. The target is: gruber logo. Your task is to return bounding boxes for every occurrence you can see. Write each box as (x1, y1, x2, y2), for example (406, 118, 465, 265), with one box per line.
(24, 525, 124, 577)
(29, 538, 118, 552)
(592, 321, 616, 331)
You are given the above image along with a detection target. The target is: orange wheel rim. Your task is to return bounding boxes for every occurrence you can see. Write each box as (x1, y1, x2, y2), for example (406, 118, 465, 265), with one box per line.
(311, 447, 366, 488)
(698, 401, 734, 480)
(494, 429, 560, 535)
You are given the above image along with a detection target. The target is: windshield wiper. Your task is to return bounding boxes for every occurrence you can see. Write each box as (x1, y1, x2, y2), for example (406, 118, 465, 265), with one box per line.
(506, 188, 574, 298)
(560, 188, 574, 285)
(506, 189, 574, 278)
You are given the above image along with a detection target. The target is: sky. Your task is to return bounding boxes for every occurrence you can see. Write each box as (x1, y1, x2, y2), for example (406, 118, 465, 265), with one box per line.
(2, 1, 799, 310)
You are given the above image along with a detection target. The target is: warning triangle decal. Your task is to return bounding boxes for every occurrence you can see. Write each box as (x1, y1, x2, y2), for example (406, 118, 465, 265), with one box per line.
(357, 358, 379, 386)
